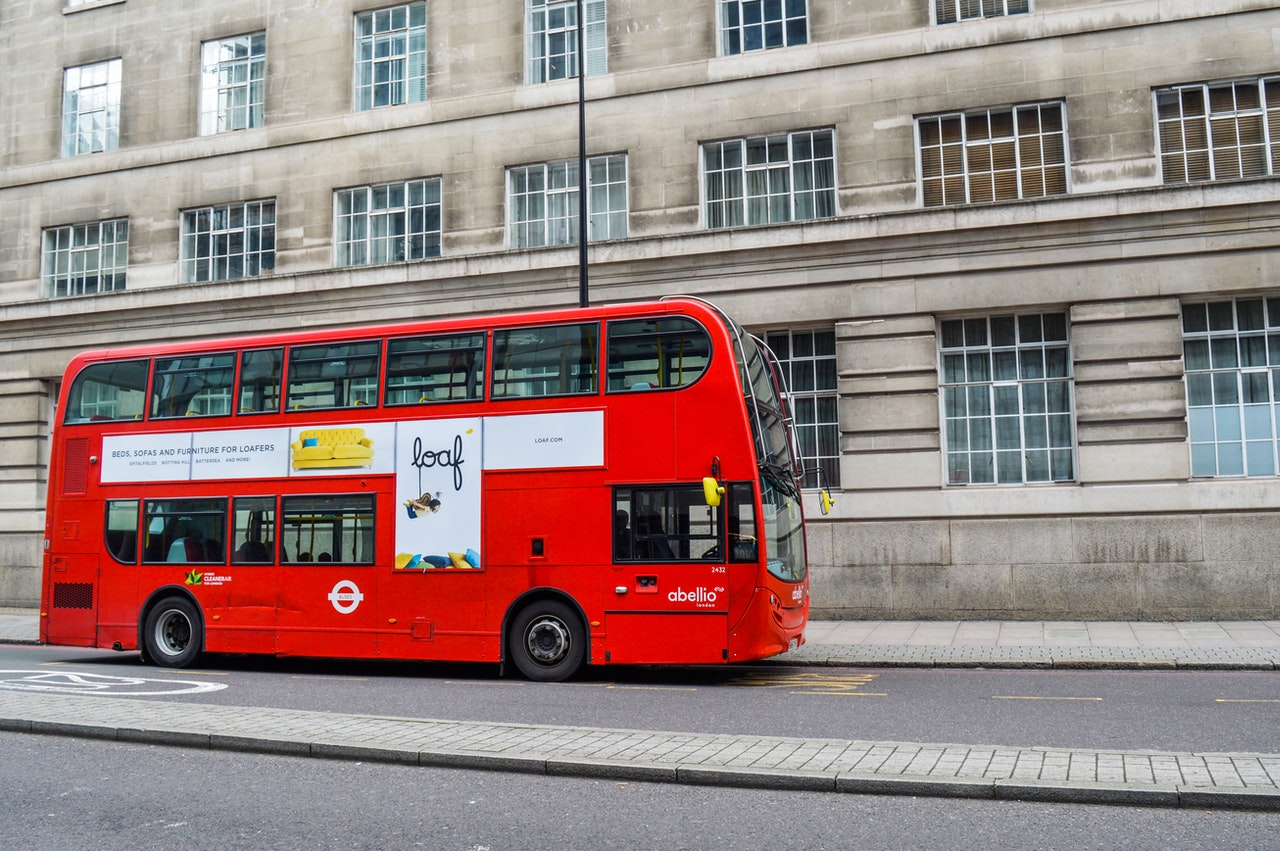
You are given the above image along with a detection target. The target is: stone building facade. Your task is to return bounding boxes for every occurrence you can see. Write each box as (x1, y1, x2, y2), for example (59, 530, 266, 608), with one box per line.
(2, 0, 1280, 617)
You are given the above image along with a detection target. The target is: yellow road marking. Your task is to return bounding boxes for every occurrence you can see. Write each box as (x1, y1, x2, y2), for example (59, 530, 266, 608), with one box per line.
(1216, 698, 1280, 703)
(993, 695, 1102, 702)
(557, 682, 699, 692)
(725, 671, 881, 695)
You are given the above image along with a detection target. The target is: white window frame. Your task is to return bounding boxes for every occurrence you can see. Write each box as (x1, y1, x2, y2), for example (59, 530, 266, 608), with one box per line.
(41, 219, 129, 298)
(764, 328, 840, 489)
(934, 0, 1029, 25)
(939, 313, 1076, 486)
(527, 0, 607, 84)
(61, 58, 122, 157)
(702, 129, 836, 229)
(180, 200, 276, 283)
(917, 102, 1068, 207)
(507, 154, 628, 248)
(1156, 76, 1280, 185)
(1182, 297, 1280, 478)
(335, 178, 442, 267)
(717, 0, 808, 56)
(199, 33, 266, 135)
(354, 2, 427, 110)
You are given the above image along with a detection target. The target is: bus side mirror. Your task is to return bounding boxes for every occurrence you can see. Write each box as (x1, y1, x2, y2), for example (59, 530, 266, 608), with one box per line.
(819, 489, 834, 516)
(702, 477, 725, 507)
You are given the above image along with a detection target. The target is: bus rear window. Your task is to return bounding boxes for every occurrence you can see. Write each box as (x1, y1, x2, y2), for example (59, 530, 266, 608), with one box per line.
(151, 353, 236, 418)
(286, 342, 381, 410)
(385, 332, 486, 405)
(105, 499, 139, 564)
(607, 317, 711, 392)
(64, 359, 149, 424)
(492, 323, 598, 398)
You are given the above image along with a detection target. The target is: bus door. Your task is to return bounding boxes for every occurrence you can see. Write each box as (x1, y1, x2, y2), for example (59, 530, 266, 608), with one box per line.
(274, 494, 379, 659)
(605, 484, 729, 664)
(212, 496, 281, 655)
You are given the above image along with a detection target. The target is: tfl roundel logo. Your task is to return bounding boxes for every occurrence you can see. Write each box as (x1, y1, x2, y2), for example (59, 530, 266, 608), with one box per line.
(328, 580, 364, 614)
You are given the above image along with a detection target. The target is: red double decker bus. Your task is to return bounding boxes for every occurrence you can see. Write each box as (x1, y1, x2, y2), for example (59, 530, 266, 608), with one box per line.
(41, 297, 811, 681)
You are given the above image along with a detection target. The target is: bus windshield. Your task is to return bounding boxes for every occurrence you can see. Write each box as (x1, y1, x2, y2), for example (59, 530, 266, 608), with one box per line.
(734, 331, 796, 482)
(761, 472, 806, 582)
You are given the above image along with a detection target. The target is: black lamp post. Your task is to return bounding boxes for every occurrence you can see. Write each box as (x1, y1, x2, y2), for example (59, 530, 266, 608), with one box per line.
(576, 0, 588, 308)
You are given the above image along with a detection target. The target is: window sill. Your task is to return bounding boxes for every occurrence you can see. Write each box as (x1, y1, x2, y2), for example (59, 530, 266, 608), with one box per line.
(64, 0, 125, 14)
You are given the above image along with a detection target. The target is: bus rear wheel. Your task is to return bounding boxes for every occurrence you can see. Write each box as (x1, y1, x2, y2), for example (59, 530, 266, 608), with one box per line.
(509, 600, 585, 682)
(142, 597, 202, 669)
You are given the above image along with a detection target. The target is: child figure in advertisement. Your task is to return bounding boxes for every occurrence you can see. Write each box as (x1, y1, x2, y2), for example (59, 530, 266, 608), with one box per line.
(404, 491, 442, 519)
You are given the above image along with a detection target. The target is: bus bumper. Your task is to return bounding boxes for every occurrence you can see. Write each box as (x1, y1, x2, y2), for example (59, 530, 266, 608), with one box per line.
(728, 585, 808, 662)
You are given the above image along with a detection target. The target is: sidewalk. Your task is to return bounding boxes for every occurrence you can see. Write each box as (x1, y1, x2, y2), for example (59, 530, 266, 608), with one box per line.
(2, 607, 1278, 810)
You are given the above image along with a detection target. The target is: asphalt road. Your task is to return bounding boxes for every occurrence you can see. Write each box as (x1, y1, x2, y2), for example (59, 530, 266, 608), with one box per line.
(3, 730, 1277, 851)
(2, 643, 1277, 755)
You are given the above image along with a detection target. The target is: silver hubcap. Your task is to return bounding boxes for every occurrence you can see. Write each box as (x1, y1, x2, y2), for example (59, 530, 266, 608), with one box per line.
(525, 616, 570, 665)
(154, 610, 192, 657)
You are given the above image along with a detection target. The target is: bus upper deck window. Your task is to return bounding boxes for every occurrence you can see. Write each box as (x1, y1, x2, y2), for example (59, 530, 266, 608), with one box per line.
(606, 317, 712, 392)
(63, 359, 149, 424)
(238, 348, 283, 415)
(491, 323, 598, 399)
(385, 332, 486, 405)
(287, 342, 381, 410)
(151, 353, 236, 419)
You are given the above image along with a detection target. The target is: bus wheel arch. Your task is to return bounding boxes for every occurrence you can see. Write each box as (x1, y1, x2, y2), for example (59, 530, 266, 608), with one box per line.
(139, 588, 204, 669)
(503, 591, 588, 682)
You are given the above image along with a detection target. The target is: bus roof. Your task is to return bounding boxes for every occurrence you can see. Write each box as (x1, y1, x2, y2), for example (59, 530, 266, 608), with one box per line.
(62, 297, 734, 367)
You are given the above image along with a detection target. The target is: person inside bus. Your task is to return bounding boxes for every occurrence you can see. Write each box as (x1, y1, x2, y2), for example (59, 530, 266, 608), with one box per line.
(635, 513, 676, 560)
(165, 521, 205, 562)
(298, 551, 312, 562)
(613, 510, 632, 560)
(233, 539, 270, 563)
(317, 552, 332, 562)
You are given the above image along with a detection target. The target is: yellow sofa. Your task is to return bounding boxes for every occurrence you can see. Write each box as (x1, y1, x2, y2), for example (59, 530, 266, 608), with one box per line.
(291, 427, 375, 469)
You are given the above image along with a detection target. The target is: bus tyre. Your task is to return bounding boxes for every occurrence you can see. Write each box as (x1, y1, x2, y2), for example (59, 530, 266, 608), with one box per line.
(142, 597, 202, 669)
(509, 600, 585, 682)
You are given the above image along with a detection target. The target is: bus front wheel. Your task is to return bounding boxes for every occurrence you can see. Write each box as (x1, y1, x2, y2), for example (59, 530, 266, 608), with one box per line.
(142, 597, 203, 669)
(509, 600, 585, 682)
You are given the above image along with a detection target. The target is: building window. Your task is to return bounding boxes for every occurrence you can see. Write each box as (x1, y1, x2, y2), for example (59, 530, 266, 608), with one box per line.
(527, 0, 607, 83)
(765, 329, 839, 489)
(703, 129, 835, 229)
(180, 200, 276, 282)
(939, 313, 1075, 485)
(919, 103, 1067, 207)
(508, 155, 628, 248)
(935, 0, 1028, 25)
(200, 33, 266, 135)
(335, 178, 442, 266)
(1183, 298, 1280, 477)
(61, 58, 121, 157)
(718, 0, 807, 56)
(41, 219, 128, 298)
(354, 2, 427, 110)
(1156, 77, 1280, 184)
